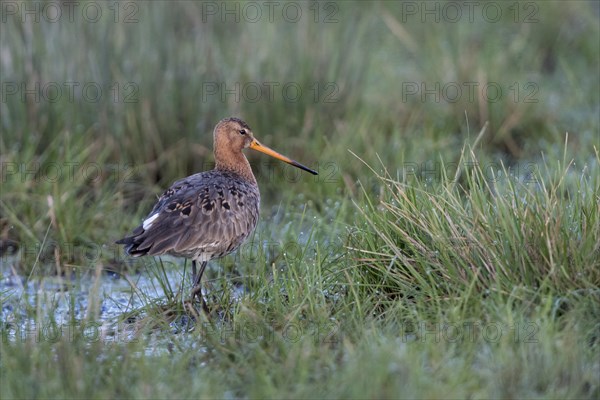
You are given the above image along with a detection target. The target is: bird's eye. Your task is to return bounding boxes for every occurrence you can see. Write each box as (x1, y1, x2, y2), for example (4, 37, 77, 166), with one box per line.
(239, 129, 247, 135)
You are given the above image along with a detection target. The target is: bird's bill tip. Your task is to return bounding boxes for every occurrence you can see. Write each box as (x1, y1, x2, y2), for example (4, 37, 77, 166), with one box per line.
(249, 139, 318, 175)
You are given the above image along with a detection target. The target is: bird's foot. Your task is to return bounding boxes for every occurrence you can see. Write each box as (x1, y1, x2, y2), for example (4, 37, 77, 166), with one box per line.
(189, 285, 210, 316)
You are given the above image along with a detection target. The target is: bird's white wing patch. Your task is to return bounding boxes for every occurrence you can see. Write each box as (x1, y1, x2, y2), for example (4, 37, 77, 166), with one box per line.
(142, 213, 160, 230)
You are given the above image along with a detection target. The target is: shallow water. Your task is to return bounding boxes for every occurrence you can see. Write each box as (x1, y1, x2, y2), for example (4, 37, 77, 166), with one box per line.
(0, 255, 196, 346)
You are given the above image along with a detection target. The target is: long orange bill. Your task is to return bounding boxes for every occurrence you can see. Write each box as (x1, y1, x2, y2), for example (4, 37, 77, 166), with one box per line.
(250, 139, 318, 175)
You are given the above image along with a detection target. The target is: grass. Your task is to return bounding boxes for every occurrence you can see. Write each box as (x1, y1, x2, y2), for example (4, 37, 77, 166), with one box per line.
(349, 138, 599, 300)
(1, 1, 599, 399)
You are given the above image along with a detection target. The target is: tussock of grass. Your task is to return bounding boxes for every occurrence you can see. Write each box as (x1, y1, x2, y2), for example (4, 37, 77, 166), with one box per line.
(349, 141, 599, 308)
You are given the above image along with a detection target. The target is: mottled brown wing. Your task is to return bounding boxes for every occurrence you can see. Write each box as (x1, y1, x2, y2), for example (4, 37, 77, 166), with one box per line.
(116, 170, 260, 260)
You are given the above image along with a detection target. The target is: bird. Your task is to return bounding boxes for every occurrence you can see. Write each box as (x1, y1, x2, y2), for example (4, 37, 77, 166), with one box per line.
(116, 117, 318, 313)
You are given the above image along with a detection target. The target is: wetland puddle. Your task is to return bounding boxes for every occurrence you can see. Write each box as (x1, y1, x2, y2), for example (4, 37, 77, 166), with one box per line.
(0, 255, 210, 346)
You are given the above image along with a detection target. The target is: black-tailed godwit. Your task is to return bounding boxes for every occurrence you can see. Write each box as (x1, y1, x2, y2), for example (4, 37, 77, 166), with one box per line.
(116, 117, 317, 312)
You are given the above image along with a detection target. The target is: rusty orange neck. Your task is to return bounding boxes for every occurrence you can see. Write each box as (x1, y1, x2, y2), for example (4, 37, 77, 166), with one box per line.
(214, 147, 257, 184)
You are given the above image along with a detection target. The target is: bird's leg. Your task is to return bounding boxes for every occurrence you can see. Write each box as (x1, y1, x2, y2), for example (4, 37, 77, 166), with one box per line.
(191, 260, 209, 314)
